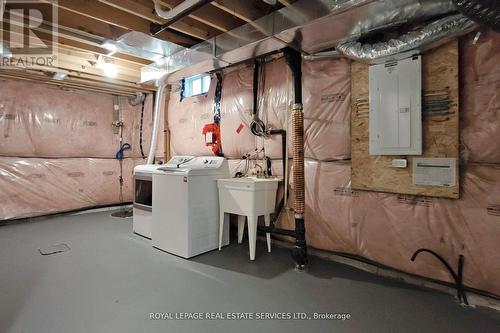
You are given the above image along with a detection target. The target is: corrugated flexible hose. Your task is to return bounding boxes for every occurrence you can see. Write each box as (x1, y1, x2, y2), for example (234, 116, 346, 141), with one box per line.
(292, 104, 305, 215)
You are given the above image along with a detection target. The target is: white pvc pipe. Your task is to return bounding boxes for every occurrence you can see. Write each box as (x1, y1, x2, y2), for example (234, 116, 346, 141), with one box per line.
(147, 80, 167, 164)
(153, 0, 208, 20)
(0, 0, 5, 19)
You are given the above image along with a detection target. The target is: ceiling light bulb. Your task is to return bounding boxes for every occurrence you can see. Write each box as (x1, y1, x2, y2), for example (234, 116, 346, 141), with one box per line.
(101, 42, 118, 52)
(95, 56, 118, 78)
(52, 72, 67, 80)
(102, 63, 117, 78)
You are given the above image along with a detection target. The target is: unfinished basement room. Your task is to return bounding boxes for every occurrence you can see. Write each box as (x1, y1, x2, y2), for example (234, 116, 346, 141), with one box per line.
(1, 0, 499, 332)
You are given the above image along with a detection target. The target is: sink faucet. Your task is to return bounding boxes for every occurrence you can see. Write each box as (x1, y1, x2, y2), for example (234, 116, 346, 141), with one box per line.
(255, 162, 264, 178)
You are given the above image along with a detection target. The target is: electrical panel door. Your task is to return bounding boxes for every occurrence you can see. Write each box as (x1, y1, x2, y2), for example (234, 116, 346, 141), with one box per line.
(369, 55, 422, 155)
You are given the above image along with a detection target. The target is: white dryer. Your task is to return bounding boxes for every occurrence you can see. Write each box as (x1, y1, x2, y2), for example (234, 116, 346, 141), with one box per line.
(152, 156, 230, 258)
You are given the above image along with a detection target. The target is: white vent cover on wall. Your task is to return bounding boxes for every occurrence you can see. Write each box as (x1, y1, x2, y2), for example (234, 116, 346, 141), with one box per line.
(369, 55, 422, 155)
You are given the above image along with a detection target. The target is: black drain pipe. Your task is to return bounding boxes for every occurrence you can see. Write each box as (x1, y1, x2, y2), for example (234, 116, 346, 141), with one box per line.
(251, 59, 267, 137)
(247, 50, 306, 269)
(284, 47, 307, 270)
(267, 129, 287, 178)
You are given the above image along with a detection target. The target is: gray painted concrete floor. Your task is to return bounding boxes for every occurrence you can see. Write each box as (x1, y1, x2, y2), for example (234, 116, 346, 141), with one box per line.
(0, 211, 499, 333)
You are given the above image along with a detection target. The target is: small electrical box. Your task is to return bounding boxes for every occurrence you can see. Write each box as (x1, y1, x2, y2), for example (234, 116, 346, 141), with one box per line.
(391, 159, 407, 168)
(369, 55, 422, 155)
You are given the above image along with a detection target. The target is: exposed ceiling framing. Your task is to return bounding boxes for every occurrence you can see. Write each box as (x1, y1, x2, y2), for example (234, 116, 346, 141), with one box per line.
(1, 0, 284, 94)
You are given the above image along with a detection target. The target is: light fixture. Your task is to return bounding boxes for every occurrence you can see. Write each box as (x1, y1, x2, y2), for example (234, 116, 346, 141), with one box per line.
(154, 55, 167, 66)
(95, 56, 118, 78)
(101, 41, 118, 55)
(0, 42, 12, 58)
(102, 62, 118, 78)
(52, 71, 68, 81)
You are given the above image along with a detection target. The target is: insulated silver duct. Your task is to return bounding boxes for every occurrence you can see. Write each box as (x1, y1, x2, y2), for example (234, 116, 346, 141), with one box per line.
(346, 0, 457, 38)
(336, 14, 475, 61)
(143, 0, 467, 84)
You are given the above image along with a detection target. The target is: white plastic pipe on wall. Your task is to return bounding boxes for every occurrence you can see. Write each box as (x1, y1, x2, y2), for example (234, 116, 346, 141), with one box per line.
(146, 78, 168, 164)
(0, 1, 5, 19)
(153, 0, 211, 21)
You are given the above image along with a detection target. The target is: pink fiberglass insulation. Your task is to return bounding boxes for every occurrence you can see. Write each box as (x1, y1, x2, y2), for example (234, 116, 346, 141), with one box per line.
(302, 58, 351, 161)
(460, 30, 500, 164)
(300, 159, 360, 254)
(356, 164, 500, 295)
(166, 57, 352, 161)
(259, 58, 293, 159)
(120, 94, 164, 161)
(292, 160, 500, 295)
(168, 79, 215, 157)
(0, 157, 139, 220)
(453, 163, 500, 295)
(0, 79, 156, 159)
(220, 67, 257, 159)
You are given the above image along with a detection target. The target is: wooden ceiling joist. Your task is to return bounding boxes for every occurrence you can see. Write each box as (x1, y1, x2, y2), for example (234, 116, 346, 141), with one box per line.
(153, 0, 246, 32)
(5, 2, 153, 67)
(1, 25, 144, 84)
(48, 0, 199, 46)
(97, 0, 220, 40)
(211, 0, 274, 23)
(0, 69, 153, 96)
(1, 0, 286, 93)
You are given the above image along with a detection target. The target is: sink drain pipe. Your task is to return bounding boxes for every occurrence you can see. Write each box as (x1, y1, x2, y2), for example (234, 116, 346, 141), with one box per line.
(248, 48, 307, 269)
(285, 47, 308, 270)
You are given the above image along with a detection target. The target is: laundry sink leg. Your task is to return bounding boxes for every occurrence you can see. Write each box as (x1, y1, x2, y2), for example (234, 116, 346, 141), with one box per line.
(237, 215, 245, 244)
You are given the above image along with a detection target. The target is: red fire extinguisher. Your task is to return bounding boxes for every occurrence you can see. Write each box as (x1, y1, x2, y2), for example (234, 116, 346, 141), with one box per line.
(202, 123, 222, 156)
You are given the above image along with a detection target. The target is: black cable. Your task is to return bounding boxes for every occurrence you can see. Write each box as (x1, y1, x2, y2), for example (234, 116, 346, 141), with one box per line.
(252, 59, 259, 117)
(179, 78, 186, 102)
(251, 59, 267, 137)
(139, 99, 146, 159)
(213, 73, 222, 124)
(411, 248, 469, 305)
(213, 72, 224, 157)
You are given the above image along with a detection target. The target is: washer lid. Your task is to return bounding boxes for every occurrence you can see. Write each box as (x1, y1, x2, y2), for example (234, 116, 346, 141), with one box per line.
(133, 164, 165, 174)
(164, 156, 196, 169)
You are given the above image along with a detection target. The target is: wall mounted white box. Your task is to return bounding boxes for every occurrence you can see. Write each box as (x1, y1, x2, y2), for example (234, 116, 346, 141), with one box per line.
(369, 55, 422, 155)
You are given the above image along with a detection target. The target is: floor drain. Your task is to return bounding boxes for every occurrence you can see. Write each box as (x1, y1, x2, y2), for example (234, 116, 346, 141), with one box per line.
(38, 243, 71, 256)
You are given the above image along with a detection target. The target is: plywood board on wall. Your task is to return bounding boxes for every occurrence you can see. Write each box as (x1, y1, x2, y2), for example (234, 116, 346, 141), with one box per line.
(351, 40, 459, 199)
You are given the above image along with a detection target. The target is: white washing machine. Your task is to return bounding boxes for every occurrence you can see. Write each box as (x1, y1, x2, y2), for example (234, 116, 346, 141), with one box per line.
(132, 160, 191, 239)
(152, 156, 230, 258)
